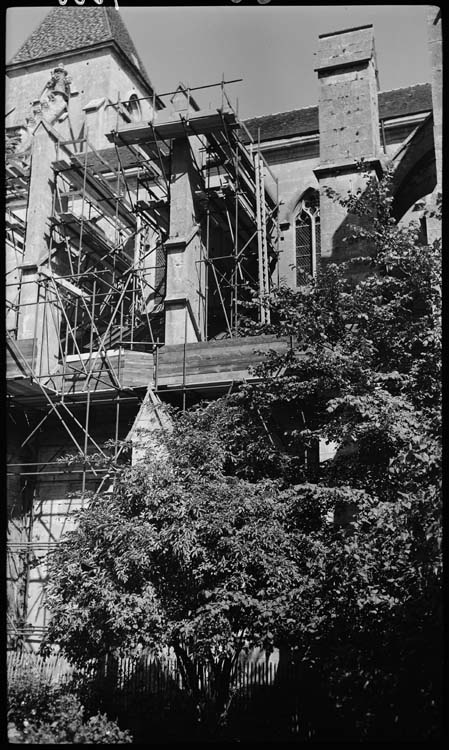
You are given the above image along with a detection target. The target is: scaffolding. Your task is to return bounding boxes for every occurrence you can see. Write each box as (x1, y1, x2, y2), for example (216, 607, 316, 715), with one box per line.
(6, 78, 280, 647)
(108, 79, 279, 337)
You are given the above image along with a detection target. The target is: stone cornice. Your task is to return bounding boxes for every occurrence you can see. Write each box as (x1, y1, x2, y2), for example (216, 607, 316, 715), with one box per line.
(314, 157, 384, 179)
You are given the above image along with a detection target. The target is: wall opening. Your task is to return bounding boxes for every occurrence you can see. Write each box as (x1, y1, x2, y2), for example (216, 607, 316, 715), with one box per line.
(294, 189, 320, 285)
(124, 93, 142, 123)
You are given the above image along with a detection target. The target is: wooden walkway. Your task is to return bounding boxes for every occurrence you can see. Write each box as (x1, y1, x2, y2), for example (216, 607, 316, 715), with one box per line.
(7, 334, 291, 399)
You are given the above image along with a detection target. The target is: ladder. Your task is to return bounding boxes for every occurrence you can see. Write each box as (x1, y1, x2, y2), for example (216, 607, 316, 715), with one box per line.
(254, 150, 271, 325)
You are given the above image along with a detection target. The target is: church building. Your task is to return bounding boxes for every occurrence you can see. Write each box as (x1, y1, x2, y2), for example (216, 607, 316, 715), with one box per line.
(5, 7, 441, 649)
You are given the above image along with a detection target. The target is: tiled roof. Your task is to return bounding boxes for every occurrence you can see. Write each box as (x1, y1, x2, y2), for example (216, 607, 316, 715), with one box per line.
(244, 105, 319, 144)
(242, 83, 433, 143)
(7, 7, 154, 92)
(377, 83, 432, 120)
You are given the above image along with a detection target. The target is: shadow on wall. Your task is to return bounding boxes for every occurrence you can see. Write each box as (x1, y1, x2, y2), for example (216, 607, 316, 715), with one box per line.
(323, 117, 436, 275)
(390, 114, 436, 221)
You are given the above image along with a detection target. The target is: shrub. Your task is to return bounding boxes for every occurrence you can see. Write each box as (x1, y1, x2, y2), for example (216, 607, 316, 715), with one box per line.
(8, 678, 132, 744)
(7, 668, 59, 730)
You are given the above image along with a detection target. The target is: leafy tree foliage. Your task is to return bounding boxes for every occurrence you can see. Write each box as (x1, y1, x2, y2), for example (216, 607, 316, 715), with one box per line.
(44, 430, 306, 731)
(230, 175, 442, 738)
(44, 173, 441, 740)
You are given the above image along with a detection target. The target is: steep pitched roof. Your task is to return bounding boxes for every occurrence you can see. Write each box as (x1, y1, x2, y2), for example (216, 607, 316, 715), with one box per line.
(7, 7, 154, 93)
(243, 83, 433, 144)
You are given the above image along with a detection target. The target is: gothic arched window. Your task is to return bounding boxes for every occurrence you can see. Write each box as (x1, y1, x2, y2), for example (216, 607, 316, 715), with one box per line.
(125, 93, 142, 123)
(294, 190, 320, 285)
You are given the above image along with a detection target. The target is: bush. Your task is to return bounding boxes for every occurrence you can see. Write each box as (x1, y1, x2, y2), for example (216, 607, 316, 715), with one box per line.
(8, 669, 59, 730)
(8, 677, 132, 744)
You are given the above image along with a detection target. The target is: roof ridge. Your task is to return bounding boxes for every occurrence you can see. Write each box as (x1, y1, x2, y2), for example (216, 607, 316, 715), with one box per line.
(245, 103, 318, 122)
(378, 82, 431, 95)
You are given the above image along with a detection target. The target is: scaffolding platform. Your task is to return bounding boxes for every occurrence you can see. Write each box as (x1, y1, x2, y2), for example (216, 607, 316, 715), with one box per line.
(49, 349, 155, 394)
(156, 335, 290, 390)
(107, 109, 238, 147)
(52, 158, 137, 229)
(7, 336, 292, 403)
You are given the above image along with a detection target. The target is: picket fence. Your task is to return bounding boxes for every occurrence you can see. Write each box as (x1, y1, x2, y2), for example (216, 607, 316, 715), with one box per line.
(7, 648, 285, 692)
(7, 650, 75, 685)
(7, 649, 303, 738)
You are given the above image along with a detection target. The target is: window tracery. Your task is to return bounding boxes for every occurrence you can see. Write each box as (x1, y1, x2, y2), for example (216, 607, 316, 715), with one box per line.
(294, 190, 320, 285)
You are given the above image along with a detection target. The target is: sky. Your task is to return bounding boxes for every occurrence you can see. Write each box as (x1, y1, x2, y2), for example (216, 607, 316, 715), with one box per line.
(5, 4, 433, 120)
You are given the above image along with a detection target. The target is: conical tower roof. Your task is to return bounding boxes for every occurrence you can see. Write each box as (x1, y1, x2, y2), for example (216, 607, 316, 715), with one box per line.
(7, 6, 155, 93)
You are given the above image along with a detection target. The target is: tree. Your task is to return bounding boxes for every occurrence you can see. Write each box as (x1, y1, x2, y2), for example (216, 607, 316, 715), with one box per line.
(44, 419, 311, 734)
(44, 172, 442, 740)
(228, 171, 442, 739)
